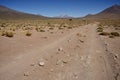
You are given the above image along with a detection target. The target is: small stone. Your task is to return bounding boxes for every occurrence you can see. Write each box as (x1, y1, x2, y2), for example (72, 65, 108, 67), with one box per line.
(58, 47, 63, 51)
(67, 39, 71, 42)
(50, 69, 54, 72)
(76, 45, 80, 47)
(76, 33, 82, 37)
(62, 59, 68, 64)
(56, 52, 60, 54)
(73, 73, 78, 79)
(24, 72, 29, 76)
(67, 54, 70, 57)
(56, 60, 61, 65)
(30, 63, 35, 66)
(38, 61, 45, 66)
(114, 54, 118, 59)
(79, 39, 84, 43)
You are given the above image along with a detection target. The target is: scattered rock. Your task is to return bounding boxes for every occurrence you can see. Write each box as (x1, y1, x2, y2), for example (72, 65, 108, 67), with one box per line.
(83, 35, 86, 37)
(76, 45, 80, 48)
(79, 39, 84, 43)
(56, 59, 68, 66)
(56, 59, 62, 65)
(62, 59, 68, 64)
(106, 49, 108, 51)
(50, 69, 54, 72)
(67, 39, 71, 42)
(76, 33, 82, 37)
(51, 55, 53, 58)
(67, 54, 70, 57)
(105, 43, 107, 46)
(30, 63, 35, 66)
(56, 52, 60, 54)
(96, 50, 101, 53)
(73, 73, 78, 79)
(38, 61, 45, 66)
(24, 72, 29, 76)
(114, 54, 118, 59)
(41, 36, 48, 39)
(44, 58, 48, 61)
(58, 47, 63, 51)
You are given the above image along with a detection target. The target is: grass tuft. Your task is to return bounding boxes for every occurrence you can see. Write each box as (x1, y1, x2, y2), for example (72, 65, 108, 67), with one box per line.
(99, 32, 110, 36)
(110, 32, 120, 36)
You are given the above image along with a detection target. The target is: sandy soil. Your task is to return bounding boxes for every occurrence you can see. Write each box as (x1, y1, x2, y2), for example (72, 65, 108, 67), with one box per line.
(100, 26, 120, 80)
(0, 24, 119, 80)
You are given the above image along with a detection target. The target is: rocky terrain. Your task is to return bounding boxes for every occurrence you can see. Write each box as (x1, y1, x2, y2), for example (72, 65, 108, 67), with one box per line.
(0, 4, 120, 80)
(0, 23, 120, 80)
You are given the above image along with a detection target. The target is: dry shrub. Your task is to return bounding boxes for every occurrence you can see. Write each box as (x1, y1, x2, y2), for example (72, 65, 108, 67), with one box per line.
(97, 27, 103, 32)
(6, 31, 14, 37)
(67, 26, 72, 29)
(111, 32, 120, 36)
(99, 32, 110, 36)
(40, 29, 45, 32)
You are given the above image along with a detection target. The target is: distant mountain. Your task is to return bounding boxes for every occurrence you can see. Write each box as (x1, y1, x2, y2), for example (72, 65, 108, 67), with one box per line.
(54, 14, 74, 18)
(84, 4, 120, 19)
(0, 5, 46, 20)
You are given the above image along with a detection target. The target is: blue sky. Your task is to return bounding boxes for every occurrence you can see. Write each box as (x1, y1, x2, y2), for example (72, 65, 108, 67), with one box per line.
(0, 0, 120, 17)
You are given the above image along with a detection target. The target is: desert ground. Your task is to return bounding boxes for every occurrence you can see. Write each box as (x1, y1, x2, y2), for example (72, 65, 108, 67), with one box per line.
(0, 19, 120, 80)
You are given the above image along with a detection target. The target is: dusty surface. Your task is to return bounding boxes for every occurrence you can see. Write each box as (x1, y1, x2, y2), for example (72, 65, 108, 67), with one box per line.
(0, 24, 119, 80)
(100, 26, 120, 80)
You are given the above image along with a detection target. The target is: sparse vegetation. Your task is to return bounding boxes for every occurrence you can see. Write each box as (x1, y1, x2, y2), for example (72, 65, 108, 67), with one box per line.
(67, 26, 72, 29)
(6, 31, 14, 37)
(49, 27, 54, 30)
(40, 29, 45, 32)
(1, 31, 6, 36)
(76, 33, 82, 37)
(109, 35, 114, 38)
(1, 31, 14, 37)
(97, 27, 103, 32)
(69, 19, 73, 21)
(59, 27, 64, 30)
(0, 19, 93, 38)
(111, 32, 120, 36)
(99, 32, 110, 36)
(97, 20, 120, 38)
(98, 19, 120, 30)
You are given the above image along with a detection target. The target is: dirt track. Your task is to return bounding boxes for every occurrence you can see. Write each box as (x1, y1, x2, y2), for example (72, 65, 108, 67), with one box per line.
(0, 24, 117, 80)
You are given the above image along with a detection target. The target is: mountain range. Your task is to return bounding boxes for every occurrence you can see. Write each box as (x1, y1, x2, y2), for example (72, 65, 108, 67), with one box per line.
(0, 4, 120, 20)
(84, 4, 120, 19)
(0, 5, 46, 19)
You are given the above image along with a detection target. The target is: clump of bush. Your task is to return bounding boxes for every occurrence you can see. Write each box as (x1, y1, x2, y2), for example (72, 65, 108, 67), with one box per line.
(1, 31, 14, 37)
(99, 32, 110, 36)
(1, 31, 6, 36)
(99, 31, 120, 38)
(59, 27, 64, 30)
(49, 27, 54, 30)
(40, 29, 45, 32)
(115, 27, 120, 30)
(6, 31, 14, 37)
(35, 27, 40, 32)
(110, 32, 120, 36)
(76, 33, 82, 37)
(97, 27, 103, 32)
(69, 19, 73, 21)
(109, 35, 114, 38)
(67, 26, 72, 29)
(26, 31, 32, 36)
(35, 27, 45, 32)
